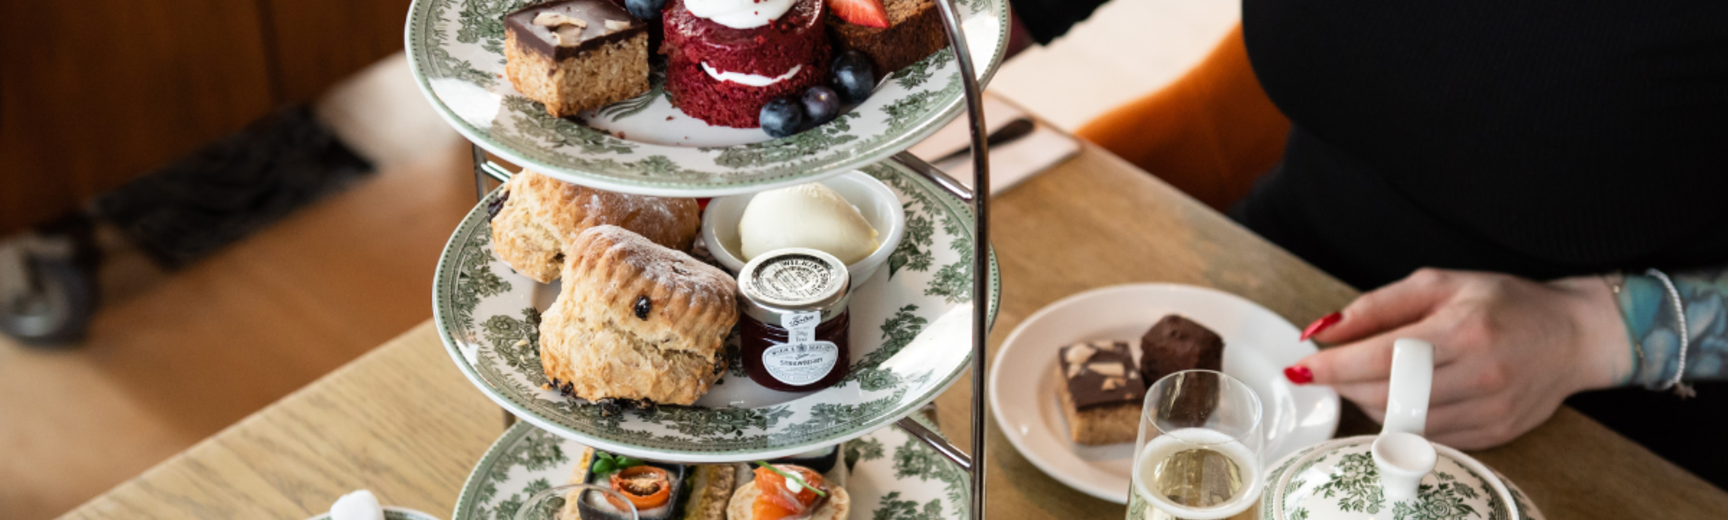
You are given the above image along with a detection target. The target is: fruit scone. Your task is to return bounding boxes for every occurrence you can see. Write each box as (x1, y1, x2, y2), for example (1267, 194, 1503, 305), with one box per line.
(661, 0, 831, 127)
(489, 168, 700, 284)
(540, 225, 738, 407)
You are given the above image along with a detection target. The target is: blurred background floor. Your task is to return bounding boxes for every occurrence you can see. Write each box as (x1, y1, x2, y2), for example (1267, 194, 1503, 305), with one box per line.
(0, 1, 1234, 518)
(0, 141, 475, 519)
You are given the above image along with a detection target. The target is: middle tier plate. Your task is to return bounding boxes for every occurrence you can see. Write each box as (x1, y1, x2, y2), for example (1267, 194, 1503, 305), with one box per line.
(433, 159, 998, 462)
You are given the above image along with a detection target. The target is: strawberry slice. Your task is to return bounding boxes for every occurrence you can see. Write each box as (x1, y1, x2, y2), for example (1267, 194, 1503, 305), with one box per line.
(828, 0, 889, 28)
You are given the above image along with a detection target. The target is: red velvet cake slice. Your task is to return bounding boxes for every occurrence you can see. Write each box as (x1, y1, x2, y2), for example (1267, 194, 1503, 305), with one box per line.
(662, 0, 831, 128)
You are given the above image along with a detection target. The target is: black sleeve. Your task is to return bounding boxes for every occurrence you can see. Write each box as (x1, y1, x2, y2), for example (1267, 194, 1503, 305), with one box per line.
(1010, 0, 1113, 44)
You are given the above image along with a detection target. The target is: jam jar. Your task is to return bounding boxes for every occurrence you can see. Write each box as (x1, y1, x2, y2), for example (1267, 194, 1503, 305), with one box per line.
(737, 248, 852, 392)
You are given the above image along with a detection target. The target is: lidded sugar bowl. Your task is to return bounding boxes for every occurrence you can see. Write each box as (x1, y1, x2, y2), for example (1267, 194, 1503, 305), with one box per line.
(1259, 339, 1544, 520)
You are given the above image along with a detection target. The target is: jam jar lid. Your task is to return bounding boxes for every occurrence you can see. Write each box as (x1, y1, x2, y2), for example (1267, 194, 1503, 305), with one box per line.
(738, 248, 851, 325)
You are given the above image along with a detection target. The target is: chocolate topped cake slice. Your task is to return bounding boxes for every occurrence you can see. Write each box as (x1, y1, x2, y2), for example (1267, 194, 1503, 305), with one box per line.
(504, 0, 651, 118)
(827, 0, 945, 75)
(1054, 340, 1147, 445)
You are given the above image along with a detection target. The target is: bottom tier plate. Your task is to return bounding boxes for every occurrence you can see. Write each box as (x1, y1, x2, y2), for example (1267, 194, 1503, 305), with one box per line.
(455, 420, 970, 520)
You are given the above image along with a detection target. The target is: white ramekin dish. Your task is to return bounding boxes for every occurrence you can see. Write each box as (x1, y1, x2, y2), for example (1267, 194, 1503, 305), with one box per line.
(701, 171, 906, 288)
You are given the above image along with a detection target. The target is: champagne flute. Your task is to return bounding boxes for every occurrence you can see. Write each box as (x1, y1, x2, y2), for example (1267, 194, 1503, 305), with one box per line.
(1127, 370, 1264, 520)
(513, 482, 640, 520)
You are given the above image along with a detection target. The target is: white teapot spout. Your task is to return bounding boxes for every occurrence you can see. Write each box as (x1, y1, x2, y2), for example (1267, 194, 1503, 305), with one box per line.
(1373, 339, 1436, 504)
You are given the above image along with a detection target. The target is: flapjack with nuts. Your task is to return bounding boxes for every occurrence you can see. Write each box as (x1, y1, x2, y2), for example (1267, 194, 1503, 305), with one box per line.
(503, 0, 651, 117)
(1054, 340, 1146, 445)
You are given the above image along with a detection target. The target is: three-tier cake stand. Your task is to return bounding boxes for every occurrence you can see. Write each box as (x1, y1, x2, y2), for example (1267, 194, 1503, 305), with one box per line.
(417, 0, 1001, 517)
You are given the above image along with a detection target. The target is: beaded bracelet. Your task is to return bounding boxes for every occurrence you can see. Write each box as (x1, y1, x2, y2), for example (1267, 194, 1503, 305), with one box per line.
(1646, 268, 1697, 398)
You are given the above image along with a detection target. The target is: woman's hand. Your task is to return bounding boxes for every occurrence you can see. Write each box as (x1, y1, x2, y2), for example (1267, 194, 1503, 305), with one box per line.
(1287, 268, 1634, 449)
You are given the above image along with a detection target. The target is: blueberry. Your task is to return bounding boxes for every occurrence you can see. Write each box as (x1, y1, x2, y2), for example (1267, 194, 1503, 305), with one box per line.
(633, 295, 651, 320)
(760, 97, 806, 138)
(829, 50, 876, 104)
(801, 86, 841, 126)
(625, 0, 667, 21)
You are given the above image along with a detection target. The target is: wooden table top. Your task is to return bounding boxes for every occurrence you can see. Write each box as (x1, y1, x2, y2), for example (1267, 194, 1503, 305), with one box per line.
(61, 144, 1728, 520)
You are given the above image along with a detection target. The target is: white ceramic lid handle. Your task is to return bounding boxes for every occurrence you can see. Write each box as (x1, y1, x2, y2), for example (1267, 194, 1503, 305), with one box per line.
(1381, 339, 1434, 437)
(1372, 431, 1438, 504)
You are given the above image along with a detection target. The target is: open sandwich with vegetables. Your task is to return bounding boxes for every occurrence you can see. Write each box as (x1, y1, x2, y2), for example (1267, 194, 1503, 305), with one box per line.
(564, 445, 850, 520)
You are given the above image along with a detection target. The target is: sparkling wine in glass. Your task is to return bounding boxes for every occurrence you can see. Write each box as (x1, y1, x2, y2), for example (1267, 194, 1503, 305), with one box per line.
(1126, 370, 1264, 520)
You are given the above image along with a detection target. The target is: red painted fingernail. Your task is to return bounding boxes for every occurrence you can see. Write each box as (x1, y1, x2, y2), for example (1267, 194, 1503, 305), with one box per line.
(1299, 312, 1343, 341)
(1284, 365, 1314, 385)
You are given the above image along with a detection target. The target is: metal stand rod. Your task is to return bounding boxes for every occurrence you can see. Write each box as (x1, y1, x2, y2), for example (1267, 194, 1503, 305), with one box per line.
(896, 417, 974, 471)
(891, 152, 975, 202)
(928, 1, 991, 518)
(472, 146, 491, 202)
(472, 146, 519, 430)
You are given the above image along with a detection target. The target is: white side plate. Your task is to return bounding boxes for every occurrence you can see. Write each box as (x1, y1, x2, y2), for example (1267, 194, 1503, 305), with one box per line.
(989, 283, 1340, 503)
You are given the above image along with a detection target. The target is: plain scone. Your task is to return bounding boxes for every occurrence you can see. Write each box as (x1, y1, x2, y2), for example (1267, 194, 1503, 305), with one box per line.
(541, 225, 737, 405)
(490, 169, 701, 283)
(725, 482, 849, 520)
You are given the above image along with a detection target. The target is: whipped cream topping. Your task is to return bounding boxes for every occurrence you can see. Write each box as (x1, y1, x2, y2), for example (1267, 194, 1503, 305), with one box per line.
(683, 0, 796, 29)
(330, 490, 384, 520)
(701, 62, 803, 87)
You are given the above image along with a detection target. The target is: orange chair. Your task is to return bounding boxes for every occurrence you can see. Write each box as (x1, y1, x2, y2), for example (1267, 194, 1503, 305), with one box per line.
(1074, 24, 1290, 213)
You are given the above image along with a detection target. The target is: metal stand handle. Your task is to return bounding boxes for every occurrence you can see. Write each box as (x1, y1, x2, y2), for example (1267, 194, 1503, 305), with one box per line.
(927, 2, 991, 518)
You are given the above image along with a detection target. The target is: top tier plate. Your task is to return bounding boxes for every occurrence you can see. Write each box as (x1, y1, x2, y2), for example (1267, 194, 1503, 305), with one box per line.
(405, 0, 1009, 197)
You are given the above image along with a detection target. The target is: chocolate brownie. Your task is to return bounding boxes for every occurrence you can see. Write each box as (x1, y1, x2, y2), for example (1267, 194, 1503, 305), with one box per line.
(1140, 315, 1225, 427)
(1139, 315, 1224, 383)
(1054, 340, 1147, 445)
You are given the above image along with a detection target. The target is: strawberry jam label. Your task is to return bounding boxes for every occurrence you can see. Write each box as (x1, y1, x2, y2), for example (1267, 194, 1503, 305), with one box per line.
(763, 311, 839, 386)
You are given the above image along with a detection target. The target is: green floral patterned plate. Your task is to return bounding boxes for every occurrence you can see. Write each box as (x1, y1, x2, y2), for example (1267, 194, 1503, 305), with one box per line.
(405, 0, 1009, 197)
(453, 418, 969, 520)
(433, 160, 998, 462)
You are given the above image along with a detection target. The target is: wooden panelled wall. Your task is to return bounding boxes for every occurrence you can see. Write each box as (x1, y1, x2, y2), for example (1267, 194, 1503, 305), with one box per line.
(0, 0, 414, 236)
